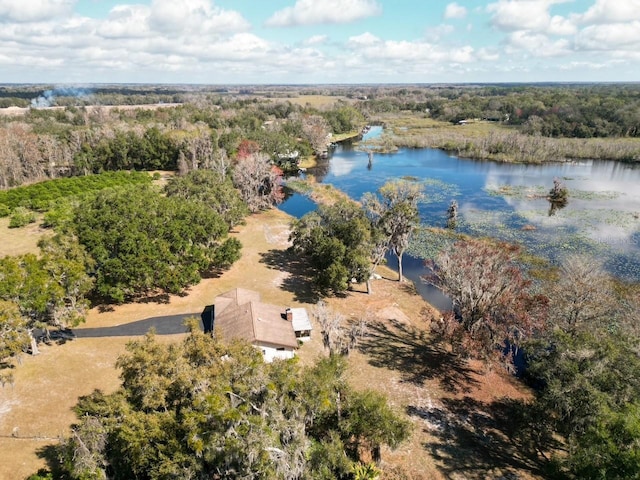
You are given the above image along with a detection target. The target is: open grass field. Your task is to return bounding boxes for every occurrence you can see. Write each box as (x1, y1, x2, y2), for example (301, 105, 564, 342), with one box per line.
(276, 94, 352, 108)
(0, 208, 540, 480)
(0, 216, 49, 258)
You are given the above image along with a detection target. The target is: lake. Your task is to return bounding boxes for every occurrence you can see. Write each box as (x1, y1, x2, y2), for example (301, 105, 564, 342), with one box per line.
(280, 126, 640, 309)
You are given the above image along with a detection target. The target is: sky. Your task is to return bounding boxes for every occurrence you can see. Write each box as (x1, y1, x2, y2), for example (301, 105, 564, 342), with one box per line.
(0, 0, 639, 84)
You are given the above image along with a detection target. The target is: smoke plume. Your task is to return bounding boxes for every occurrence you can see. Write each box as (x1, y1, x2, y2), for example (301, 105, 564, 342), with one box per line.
(30, 87, 93, 108)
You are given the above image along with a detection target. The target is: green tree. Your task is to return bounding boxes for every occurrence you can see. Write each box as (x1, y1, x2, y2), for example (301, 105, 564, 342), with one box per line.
(568, 403, 640, 479)
(164, 169, 249, 228)
(526, 331, 640, 478)
(362, 179, 423, 282)
(290, 200, 372, 295)
(0, 300, 29, 384)
(9, 206, 36, 228)
(521, 257, 640, 478)
(38, 234, 95, 330)
(73, 185, 241, 303)
(0, 235, 93, 357)
(59, 326, 410, 480)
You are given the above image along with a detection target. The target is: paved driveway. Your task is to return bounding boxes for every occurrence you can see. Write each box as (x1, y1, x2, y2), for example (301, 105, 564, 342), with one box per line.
(73, 313, 202, 338)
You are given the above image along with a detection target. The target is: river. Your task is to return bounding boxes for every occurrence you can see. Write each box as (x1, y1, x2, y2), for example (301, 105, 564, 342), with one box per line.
(280, 126, 640, 309)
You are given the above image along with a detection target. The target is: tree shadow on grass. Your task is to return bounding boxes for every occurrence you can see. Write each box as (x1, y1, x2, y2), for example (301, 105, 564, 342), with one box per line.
(35, 443, 66, 479)
(94, 291, 171, 313)
(359, 319, 479, 394)
(259, 248, 320, 304)
(408, 396, 561, 480)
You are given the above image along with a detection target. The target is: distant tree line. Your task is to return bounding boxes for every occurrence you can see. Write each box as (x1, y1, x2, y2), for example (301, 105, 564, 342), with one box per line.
(0, 97, 364, 188)
(358, 84, 640, 138)
(3, 84, 637, 189)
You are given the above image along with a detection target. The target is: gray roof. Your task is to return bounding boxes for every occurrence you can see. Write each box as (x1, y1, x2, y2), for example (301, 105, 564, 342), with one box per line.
(290, 307, 312, 332)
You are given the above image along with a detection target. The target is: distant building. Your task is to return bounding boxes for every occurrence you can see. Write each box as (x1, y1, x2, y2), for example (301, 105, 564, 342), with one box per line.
(203, 288, 311, 362)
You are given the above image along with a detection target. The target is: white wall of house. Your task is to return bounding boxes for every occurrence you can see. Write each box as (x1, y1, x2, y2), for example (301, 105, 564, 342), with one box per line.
(257, 342, 295, 363)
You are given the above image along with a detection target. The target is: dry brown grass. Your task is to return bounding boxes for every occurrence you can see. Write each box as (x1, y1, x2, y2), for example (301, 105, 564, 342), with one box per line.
(276, 95, 351, 108)
(0, 217, 50, 258)
(0, 208, 542, 480)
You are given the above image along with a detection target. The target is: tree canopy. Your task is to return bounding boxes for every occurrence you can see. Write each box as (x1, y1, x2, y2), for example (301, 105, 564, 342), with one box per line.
(0, 233, 93, 370)
(426, 239, 547, 368)
(164, 169, 248, 229)
(72, 185, 241, 303)
(362, 179, 423, 282)
(290, 200, 373, 295)
(60, 324, 410, 480)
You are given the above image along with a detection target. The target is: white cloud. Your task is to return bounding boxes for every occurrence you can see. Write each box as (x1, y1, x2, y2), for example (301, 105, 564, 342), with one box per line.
(574, 0, 640, 24)
(149, 0, 250, 34)
(426, 24, 454, 41)
(265, 0, 382, 27)
(575, 21, 640, 50)
(444, 2, 467, 19)
(477, 47, 500, 61)
(547, 15, 576, 35)
(1, 0, 640, 83)
(304, 34, 328, 46)
(487, 0, 575, 34)
(347, 34, 475, 64)
(0, 0, 75, 22)
(98, 5, 150, 39)
(504, 31, 571, 57)
(347, 32, 381, 47)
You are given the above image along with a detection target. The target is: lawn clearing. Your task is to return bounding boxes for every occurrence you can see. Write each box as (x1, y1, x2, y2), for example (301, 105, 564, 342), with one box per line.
(275, 94, 351, 108)
(0, 216, 49, 257)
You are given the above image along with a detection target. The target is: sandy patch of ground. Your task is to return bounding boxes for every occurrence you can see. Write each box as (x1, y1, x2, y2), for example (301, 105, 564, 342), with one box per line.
(0, 217, 50, 257)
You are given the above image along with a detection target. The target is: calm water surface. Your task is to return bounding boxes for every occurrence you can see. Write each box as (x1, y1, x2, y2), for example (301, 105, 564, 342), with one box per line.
(280, 127, 640, 307)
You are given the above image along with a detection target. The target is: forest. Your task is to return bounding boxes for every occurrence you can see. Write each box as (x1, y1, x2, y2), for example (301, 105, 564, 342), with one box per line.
(0, 83, 639, 479)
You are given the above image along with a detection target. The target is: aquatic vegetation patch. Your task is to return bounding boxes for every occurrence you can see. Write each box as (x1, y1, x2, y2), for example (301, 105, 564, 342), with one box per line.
(421, 178, 461, 204)
(485, 184, 622, 201)
(407, 227, 461, 260)
(410, 205, 640, 281)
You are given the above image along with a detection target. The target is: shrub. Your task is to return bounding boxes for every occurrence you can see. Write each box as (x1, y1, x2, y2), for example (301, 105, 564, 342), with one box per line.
(9, 207, 36, 228)
(0, 204, 10, 218)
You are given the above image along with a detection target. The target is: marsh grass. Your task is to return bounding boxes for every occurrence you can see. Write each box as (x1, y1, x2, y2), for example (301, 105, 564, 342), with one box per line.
(371, 112, 640, 163)
(285, 177, 353, 206)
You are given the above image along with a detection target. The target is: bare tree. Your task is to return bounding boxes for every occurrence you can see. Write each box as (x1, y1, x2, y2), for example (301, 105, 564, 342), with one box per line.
(301, 114, 331, 156)
(232, 152, 284, 212)
(547, 255, 620, 336)
(210, 148, 231, 178)
(313, 301, 369, 356)
(181, 125, 215, 171)
(426, 239, 547, 368)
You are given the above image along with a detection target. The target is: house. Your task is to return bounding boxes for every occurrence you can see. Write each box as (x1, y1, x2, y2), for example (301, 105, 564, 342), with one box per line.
(203, 288, 311, 362)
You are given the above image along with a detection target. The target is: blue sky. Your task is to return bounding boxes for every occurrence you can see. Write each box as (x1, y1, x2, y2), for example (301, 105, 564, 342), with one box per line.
(1, 0, 639, 84)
